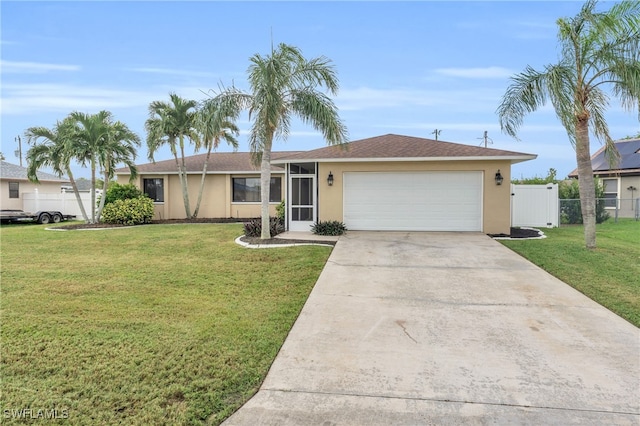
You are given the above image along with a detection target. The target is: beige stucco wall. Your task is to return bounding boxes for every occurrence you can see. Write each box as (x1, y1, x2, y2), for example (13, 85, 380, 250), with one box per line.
(117, 172, 284, 219)
(316, 161, 513, 235)
(0, 179, 63, 211)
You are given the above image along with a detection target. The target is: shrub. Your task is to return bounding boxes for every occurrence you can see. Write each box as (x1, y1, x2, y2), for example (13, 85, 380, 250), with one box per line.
(103, 183, 146, 205)
(512, 168, 558, 185)
(276, 200, 286, 222)
(311, 220, 347, 236)
(559, 178, 610, 224)
(101, 197, 154, 225)
(243, 217, 285, 238)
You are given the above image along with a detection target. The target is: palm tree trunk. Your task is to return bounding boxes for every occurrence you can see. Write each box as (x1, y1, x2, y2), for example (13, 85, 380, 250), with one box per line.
(193, 147, 212, 218)
(90, 156, 96, 223)
(178, 136, 191, 218)
(260, 143, 273, 239)
(575, 118, 596, 249)
(66, 167, 89, 223)
(95, 160, 109, 223)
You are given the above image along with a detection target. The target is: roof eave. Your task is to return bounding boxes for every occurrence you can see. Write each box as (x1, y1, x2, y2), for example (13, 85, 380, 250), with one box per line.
(115, 169, 286, 176)
(271, 155, 538, 164)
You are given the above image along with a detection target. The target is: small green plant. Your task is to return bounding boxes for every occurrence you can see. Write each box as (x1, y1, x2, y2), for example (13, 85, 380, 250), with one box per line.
(276, 200, 286, 222)
(244, 217, 285, 238)
(103, 183, 146, 205)
(311, 220, 347, 236)
(101, 196, 154, 225)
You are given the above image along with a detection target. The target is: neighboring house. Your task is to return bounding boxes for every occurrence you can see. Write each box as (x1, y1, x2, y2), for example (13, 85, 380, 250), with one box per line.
(116, 134, 536, 234)
(0, 161, 69, 211)
(61, 177, 92, 193)
(568, 139, 640, 218)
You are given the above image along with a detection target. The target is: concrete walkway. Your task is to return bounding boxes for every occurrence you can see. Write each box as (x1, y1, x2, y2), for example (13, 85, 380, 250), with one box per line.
(224, 232, 640, 425)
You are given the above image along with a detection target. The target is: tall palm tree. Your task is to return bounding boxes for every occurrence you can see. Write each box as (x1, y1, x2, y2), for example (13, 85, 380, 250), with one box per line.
(497, 0, 640, 249)
(69, 110, 112, 223)
(95, 121, 140, 222)
(192, 102, 240, 218)
(209, 43, 348, 238)
(146, 93, 199, 218)
(24, 118, 90, 222)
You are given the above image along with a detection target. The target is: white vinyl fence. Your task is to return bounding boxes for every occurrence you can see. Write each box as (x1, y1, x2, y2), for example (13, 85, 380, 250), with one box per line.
(511, 184, 559, 228)
(22, 189, 99, 219)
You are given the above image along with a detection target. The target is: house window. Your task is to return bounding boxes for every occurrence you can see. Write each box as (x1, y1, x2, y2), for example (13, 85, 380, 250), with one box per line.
(603, 178, 618, 208)
(233, 177, 282, 202)
(289, 163, 316, 174)
(8, 182, 19, 198)
(143, 178, 164, 202)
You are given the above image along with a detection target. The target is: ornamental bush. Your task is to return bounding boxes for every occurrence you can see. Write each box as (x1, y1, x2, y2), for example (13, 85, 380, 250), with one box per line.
(101, 197, 154, 225)
(103, 183, 146, 205)
(311, 220, 347, 236)
(559, 178, 610, 224)
(243, 217, 285, 238)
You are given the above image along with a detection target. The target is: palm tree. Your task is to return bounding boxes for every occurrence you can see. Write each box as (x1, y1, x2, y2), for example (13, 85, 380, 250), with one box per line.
(24, 118, 90, 222)
(95, 121, 140, 222)
(146, 93, 199, 218)
(209, 43, 348, 238)
(192, 102, 240, 218)
(69, 110, 112, 223)
(497, 0, 640, 249)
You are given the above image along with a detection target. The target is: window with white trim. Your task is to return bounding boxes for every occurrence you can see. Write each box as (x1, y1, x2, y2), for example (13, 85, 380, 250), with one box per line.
(8, 182, 19, 198)
(232, 177, 282, 202)
(602, 178, 618, 208)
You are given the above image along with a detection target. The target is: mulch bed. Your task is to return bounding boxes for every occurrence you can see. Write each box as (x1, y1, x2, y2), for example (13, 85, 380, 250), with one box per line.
(488, 227, 543, 239)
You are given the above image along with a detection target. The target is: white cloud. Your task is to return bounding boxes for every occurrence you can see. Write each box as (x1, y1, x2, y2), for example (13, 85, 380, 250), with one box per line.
(1, 83, 157, 115)
(127, 67, 218, 79)
(336, 86, 501, 111)
(1, 60, 80, 73)
(434, 66, 513, 79)
(377, 122, 565, 133)
(510, 20, 557, 40)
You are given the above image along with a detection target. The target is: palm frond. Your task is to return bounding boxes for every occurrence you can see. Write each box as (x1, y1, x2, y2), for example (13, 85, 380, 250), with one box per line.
(497, 66, 552, 139)
(290, 89, 348, 145)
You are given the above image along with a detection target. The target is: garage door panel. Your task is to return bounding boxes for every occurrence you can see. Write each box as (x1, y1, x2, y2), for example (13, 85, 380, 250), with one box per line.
(343, 172, 482, 231)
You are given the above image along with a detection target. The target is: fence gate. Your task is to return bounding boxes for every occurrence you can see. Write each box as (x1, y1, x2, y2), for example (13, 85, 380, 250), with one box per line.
(511, 184, 559, 228)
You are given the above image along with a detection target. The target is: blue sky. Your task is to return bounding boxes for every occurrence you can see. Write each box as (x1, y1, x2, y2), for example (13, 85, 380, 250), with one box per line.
(1, 1, 638, 180)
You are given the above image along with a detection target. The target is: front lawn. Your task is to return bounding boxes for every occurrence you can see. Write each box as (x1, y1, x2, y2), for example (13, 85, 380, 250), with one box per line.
(0, 223, 332, 425)
(500, 219, 640, 327)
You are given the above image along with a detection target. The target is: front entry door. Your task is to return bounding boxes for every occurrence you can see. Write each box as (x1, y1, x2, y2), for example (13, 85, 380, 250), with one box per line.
(289, 175, 315, 231)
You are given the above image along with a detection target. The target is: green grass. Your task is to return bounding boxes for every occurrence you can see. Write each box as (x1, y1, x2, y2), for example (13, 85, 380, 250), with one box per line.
(0, 223, 332, 425)
(500, 219, 640, 327)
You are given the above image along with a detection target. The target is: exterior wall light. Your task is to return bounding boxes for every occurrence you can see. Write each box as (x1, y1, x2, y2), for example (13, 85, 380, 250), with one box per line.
(495, 170, 504, 186)
(327, 171, 334, 186)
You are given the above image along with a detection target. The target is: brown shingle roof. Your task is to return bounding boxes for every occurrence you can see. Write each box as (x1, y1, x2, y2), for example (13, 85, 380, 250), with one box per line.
(271, 134, 536, 163)
(115, 151, 301, 175)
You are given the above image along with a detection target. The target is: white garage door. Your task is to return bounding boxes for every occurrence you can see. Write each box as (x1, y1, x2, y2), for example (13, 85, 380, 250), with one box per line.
(343, 171, 483, 231)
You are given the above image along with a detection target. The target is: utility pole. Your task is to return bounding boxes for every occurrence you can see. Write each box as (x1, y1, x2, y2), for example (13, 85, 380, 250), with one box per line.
(431, 129, 441, 141)
(14, 135, 23, 167)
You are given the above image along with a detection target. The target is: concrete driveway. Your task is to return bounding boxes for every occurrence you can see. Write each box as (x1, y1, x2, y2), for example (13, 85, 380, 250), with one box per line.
(224, 232, 639, 425)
